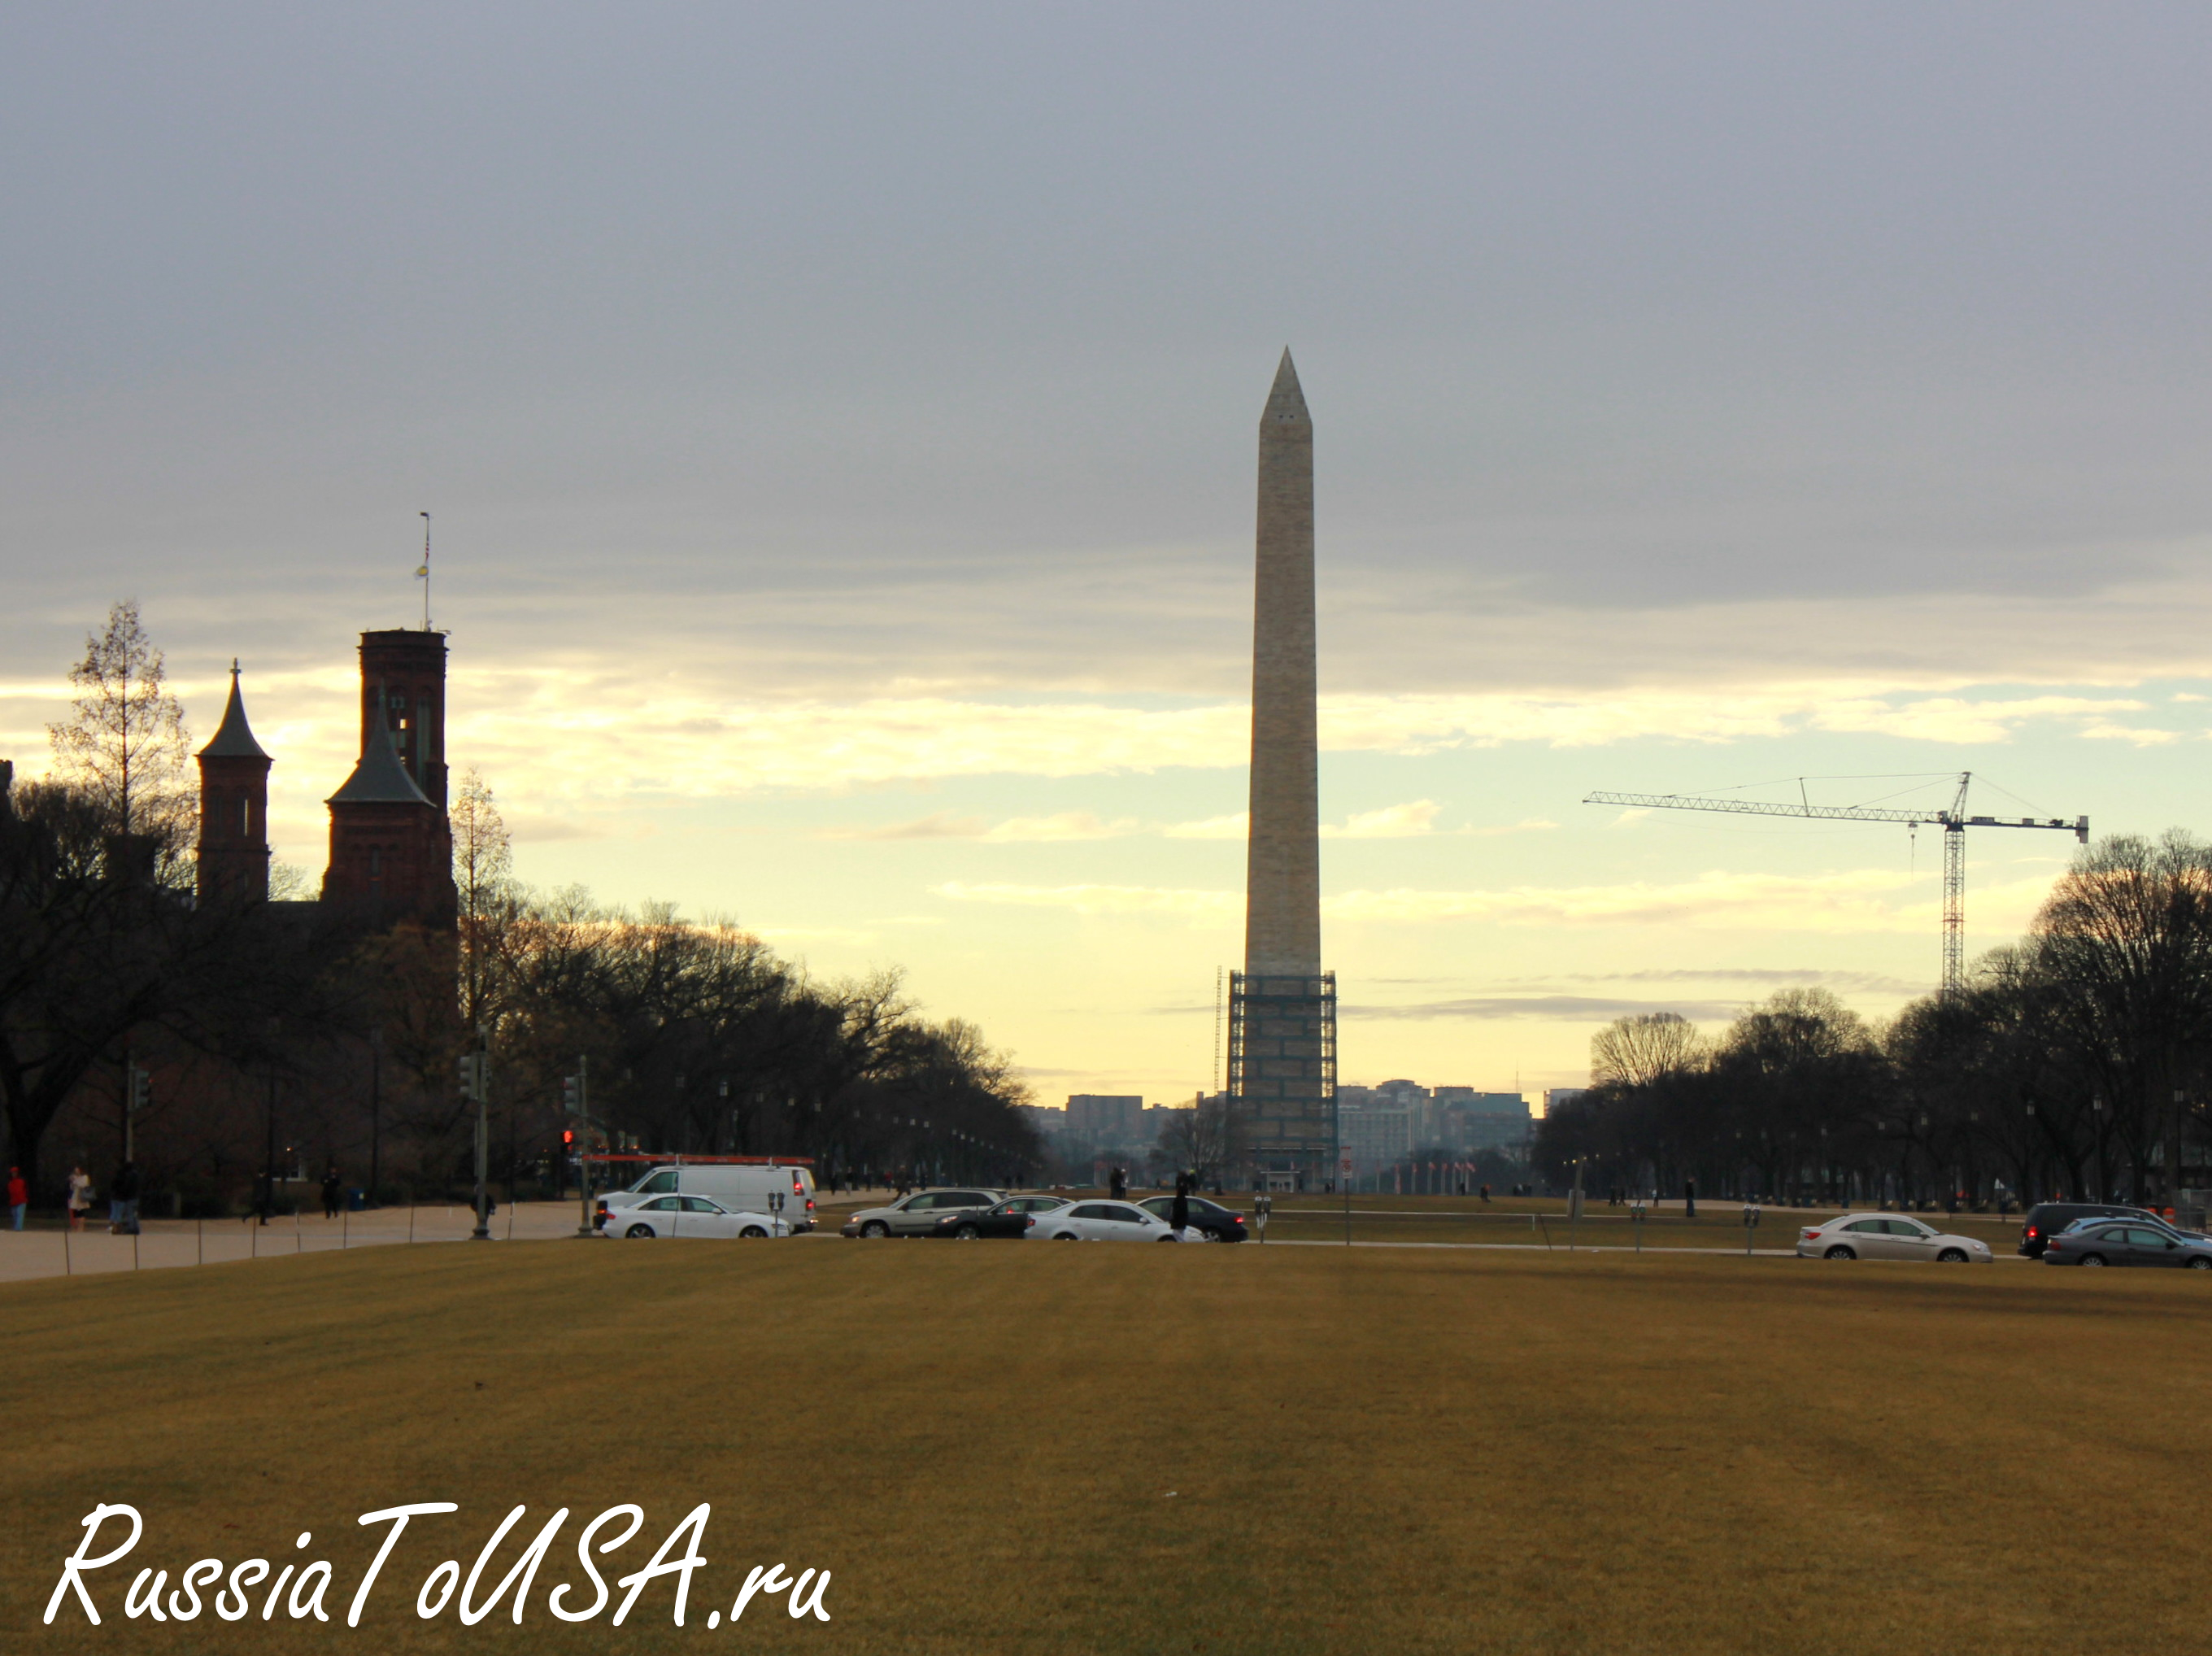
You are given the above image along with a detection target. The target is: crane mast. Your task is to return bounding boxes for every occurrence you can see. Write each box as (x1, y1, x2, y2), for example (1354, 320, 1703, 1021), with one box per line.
(1582, 772, 2088, 1000)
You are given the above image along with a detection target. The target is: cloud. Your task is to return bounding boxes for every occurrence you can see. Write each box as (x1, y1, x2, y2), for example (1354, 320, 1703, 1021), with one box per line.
(1164, 812, 1248, 839)
(1322, 868, 2044, 935)
(934, 881, 1238, 917)
(818, 813, 991, 840)
(982, 813, 1141, 842)
(1324, 800, 1440, 839)
(1348, 995, 1748, 1022)
(2077, 722, 2183, 746)
(1572, 967, 1926, 992)
(932, 866, 2066, 936)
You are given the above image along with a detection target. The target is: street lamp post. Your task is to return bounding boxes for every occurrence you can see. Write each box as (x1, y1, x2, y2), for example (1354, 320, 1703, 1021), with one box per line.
(468, 1026, 491, 1241)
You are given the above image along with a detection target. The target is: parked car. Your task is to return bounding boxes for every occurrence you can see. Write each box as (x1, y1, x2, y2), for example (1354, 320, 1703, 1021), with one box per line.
(607, 1195, 784, 1239)
(1135, 1195, 1248, 1241)
(928, 1195, 1071, 1240)
(2056, 1211, 2209, 1244)
(840, 1189, 1004, 1238)
(1032, 1200, 1185, 1241)
(597, 1162, 818, 1231)
(1796, 1213, 1992, 1263)
(2018, 1201, 2160, 1257)
(2043, 1220, 2212, 1269)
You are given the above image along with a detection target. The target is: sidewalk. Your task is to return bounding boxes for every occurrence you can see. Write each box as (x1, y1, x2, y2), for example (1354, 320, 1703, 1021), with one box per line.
(0, 1201, 603, 1283)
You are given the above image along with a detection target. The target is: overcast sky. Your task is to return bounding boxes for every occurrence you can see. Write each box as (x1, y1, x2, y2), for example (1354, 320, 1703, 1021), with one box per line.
(7, 3, 2212, 1100)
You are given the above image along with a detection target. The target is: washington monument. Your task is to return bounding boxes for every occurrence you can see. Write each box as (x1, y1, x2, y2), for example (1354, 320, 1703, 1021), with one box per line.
(1229, 351, 1336, 1185)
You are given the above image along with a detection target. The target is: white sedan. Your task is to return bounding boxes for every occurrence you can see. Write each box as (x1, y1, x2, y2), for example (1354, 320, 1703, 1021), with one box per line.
(1796, 1212, 1992, 1263)
(611, 1195, 785, 1239)
(1029, 1200, 1192, 1241)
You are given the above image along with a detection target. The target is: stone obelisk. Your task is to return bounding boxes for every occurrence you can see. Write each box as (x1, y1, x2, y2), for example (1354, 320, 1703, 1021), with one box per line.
(1231, 350, 1335, 1187)
(1245, 349, 1320, 975)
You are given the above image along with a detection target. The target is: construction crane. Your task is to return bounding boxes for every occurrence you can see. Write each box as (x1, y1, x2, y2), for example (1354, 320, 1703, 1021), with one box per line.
(1582, 772, 2088, 1000)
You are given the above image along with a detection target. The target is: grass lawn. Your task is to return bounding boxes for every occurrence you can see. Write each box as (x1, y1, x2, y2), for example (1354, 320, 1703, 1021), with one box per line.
(4, 1237, 2205, 1653)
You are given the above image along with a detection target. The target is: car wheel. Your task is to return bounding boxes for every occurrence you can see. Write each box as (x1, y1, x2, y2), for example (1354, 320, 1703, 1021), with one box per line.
(1156, 1233, 1180, 1242)
(2079, 1253, 2108, 1266)
(1936, 1248, 1968, 1263)
(1822, 1244, 1856, 1261)
(954, 1223, 980, 1240)
(2188, 1256, 2212, 1270)
(1052, 1231, 1078, 1241)
(739, 1225, 768, 1239)
(625, 1224, 655, 1240)
(860, 1221, 889, 1239)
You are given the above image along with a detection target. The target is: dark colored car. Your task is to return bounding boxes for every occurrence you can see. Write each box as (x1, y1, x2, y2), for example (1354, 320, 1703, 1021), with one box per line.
(928, 1196, 1070, 1240)
(2018, 1202, 2159, 1257)
(1136, 1195, 1249, 1241)
(2043, 1220, 2212, 1269)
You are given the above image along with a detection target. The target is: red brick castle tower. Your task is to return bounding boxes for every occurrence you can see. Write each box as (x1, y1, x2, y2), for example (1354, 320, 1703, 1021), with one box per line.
(320, 628, 455, 929)
(194, 662, 272, 904)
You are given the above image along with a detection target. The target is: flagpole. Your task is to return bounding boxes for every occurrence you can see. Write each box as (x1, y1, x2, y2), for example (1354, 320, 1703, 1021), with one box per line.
(418, 510, 432, 630)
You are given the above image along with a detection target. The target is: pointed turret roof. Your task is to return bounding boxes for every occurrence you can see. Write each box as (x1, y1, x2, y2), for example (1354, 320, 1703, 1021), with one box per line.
(1261, 347, 1310, 432)
(198, 662, 271, 760)
(327, 722, 433, 808)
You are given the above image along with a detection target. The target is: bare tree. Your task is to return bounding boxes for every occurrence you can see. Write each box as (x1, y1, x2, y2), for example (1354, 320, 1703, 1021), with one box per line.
(451, 769, 516, 1029)
(1591, 1011, 1705, 1087)
(1158, 1092, 1242, 1185)
(46, 601, 194, 852)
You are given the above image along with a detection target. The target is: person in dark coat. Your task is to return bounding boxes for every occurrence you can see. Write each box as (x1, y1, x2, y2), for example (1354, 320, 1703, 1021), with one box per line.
(1170, 1174, 1190, 1235)
(320, 1167, 342, 1219)
(1683, 1178, 1697, 1220)
(109, 1160, 142, 1235)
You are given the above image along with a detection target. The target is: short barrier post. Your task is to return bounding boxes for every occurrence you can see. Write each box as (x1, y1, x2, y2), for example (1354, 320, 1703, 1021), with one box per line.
(1743, 1201, 1761, 1257)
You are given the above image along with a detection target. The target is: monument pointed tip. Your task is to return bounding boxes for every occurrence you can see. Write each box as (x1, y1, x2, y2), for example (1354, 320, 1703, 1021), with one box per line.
(1261, 347, 1310, 431)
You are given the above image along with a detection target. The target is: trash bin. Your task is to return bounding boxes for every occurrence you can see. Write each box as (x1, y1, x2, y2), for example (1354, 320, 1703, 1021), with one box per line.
(346, 1188, 366, 1212)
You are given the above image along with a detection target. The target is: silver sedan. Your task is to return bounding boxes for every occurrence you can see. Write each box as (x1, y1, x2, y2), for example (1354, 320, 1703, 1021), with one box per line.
(1797, 1213, 1992, 1263)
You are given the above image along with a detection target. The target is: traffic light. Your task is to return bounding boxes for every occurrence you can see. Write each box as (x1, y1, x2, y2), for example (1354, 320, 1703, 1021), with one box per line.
(128, 1066, 149, 1113)
(562, 1074, 580, 1112)
(561, 1128, 574, 1147)
(455, 1053, 480, 1101)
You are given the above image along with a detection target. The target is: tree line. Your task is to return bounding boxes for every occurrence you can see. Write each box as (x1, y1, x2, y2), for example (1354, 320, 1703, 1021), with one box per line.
(1, 604, 1039, 1207)
(1536, 830, 2212, 1209)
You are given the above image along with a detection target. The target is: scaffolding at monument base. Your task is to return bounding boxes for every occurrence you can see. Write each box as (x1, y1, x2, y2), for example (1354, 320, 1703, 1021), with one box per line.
(1226, 970, 1338, 1181)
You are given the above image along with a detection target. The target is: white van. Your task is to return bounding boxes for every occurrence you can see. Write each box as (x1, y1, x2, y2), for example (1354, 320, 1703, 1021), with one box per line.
(596, 1163, 817, 1231)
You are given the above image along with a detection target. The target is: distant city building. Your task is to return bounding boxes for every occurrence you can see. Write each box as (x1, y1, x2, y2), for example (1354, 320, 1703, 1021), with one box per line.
(1544, 1088, 1587, 1113)
(1338, 1079, 1531, 1165)
(1339, 1105, 1414, 1166)
(1066, 1095, 1144, 1140)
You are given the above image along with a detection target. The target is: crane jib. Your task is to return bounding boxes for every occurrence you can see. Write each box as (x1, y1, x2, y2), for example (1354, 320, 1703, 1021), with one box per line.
(1579, 782, 2092, 999)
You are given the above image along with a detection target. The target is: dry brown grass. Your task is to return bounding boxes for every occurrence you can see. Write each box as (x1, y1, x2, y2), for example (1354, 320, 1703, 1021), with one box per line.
(3, 1237, 2206, 1654)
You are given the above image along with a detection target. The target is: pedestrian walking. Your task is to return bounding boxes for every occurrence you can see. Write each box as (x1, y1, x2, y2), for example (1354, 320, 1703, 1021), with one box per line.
(320, 1166, 342, 1220)
(7, 1166, 26, 1231)
(1170, 1174, 1190, 1237)
(1479, 1183, 1491, 1205)
(66, 1166, 91, 1231)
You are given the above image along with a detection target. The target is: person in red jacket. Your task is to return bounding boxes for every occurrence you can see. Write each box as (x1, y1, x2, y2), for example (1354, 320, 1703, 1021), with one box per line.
(7, 1167, 27, 1231)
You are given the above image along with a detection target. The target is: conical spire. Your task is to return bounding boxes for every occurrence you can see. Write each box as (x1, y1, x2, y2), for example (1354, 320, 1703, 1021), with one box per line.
(328, 719, 432, 807)
(198, 660, 270, 760)
(1261, 347, 1310, 434)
